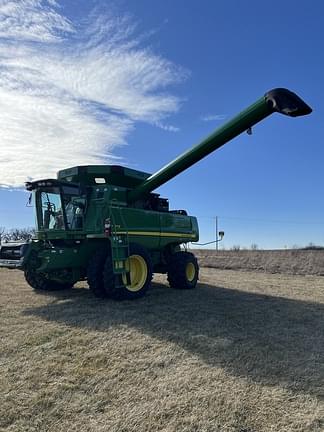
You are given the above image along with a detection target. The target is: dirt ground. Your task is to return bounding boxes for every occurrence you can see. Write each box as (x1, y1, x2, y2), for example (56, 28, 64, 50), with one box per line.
(1, 267, 324, 432)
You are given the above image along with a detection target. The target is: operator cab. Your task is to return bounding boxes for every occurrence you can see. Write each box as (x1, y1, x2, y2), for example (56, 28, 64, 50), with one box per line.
(26, 179, 86, 231)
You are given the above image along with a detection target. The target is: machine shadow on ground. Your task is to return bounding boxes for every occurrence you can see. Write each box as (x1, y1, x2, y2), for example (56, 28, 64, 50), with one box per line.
(23, 280, 324, 399)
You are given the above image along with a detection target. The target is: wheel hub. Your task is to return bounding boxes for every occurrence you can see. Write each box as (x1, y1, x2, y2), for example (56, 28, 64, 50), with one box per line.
(185, 262, 196, 282)
(122, 254, 148, 292)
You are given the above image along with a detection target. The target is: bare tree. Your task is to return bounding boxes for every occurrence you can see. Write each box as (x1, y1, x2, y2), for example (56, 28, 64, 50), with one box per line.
(2, 227, 35, 242)
(304, 242, 324, 250)
(0, 226, 5, 244)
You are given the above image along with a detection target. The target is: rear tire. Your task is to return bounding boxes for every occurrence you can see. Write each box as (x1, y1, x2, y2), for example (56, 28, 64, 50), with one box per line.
(167, 251, 199, 289)
(24, 270, 73, 291)
(87, 250, 108, 298)
(104, 243, 153, 300)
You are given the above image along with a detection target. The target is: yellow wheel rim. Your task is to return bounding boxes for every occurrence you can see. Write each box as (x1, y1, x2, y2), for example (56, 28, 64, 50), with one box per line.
(186, 262, 196, 282)
(122, 255, 148, 292)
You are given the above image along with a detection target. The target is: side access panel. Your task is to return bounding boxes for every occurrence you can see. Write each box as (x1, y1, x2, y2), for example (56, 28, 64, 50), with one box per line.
(112, 207, 160, 250)
(159, 213, 198, 247)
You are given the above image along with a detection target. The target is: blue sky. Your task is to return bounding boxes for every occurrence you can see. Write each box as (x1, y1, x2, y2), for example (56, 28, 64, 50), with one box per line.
(0, 0, 323, 249)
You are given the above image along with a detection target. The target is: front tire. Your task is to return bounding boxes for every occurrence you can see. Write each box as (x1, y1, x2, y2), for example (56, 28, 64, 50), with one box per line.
(87, 250, 108, 298)
(167, 251, 199, 289)
(104, 243, 153, 300)
(24, 270, 73, 291)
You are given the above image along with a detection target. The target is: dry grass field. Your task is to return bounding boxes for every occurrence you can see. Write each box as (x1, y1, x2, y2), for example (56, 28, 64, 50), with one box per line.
(1, 266, 324, 432)
(194, 249, 324, 276)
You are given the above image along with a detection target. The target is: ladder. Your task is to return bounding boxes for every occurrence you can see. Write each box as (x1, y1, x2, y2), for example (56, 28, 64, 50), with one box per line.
(109, 206, 130, 284)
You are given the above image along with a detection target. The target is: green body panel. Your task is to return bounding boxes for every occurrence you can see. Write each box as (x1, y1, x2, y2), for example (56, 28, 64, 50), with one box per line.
(0, 88, 312, 286)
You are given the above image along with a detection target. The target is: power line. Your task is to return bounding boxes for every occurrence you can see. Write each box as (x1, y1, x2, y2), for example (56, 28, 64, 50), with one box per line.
(195, 215, 324, 226)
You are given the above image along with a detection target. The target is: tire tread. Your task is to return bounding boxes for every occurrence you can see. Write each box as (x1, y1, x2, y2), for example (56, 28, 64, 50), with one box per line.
(167, 251, 199, 289)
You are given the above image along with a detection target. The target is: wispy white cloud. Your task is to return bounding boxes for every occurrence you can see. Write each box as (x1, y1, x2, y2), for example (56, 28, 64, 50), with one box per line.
(201, 114, 226, 122)
(0, 1, 186, 188)
(154, 121, 180, 133)
(0, 0, 74, 42)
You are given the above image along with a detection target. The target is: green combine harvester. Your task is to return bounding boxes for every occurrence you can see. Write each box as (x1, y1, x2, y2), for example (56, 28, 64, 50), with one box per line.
(0, 88, 311, 299)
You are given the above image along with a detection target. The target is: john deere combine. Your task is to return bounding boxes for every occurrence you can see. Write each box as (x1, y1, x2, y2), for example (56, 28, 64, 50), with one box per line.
(0, 88, 311, 299)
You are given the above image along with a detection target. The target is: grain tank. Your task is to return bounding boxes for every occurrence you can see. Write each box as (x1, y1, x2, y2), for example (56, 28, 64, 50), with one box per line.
(0, 88, 312, 299)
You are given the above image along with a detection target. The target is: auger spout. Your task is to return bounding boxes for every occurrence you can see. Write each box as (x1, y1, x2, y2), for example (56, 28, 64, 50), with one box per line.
(128, 88, 311, 202)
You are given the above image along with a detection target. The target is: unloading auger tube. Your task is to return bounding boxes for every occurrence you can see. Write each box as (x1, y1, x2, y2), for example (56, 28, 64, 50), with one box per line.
(128, 88, 312, 202)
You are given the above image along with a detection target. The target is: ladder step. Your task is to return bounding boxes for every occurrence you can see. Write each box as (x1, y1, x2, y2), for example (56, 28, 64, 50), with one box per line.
(113, 259, 128, 270)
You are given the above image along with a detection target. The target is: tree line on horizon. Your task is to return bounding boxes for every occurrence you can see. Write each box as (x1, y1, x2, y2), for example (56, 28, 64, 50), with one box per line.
(0, 227, 35, 243)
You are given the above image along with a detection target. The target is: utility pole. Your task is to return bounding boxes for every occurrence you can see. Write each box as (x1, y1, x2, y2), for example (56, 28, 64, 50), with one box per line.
(215, 216, 218, 251)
